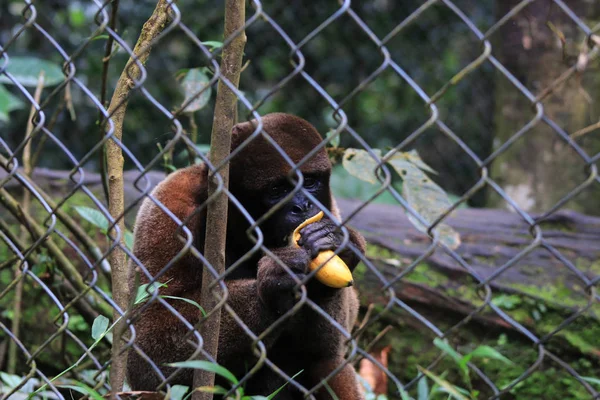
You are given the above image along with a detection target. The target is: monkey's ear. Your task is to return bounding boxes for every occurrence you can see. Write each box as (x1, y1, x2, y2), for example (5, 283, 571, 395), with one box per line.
(231, 120, 256, 151)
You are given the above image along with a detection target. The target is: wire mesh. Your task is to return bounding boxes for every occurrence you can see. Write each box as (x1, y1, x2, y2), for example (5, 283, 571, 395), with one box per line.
(1, 0, 599, 399)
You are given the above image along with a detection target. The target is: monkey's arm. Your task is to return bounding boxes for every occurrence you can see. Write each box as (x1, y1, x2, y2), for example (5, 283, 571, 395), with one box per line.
(218, 247, 311, 365)
(129, 164, 207, 296)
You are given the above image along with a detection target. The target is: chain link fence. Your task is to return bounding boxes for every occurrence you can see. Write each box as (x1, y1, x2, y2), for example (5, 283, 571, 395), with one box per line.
(1, 0, 600, 399)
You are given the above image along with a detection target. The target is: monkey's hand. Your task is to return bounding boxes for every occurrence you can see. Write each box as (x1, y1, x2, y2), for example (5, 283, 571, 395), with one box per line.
(297, 219, 363, 271)
(257, 247, 310, 315)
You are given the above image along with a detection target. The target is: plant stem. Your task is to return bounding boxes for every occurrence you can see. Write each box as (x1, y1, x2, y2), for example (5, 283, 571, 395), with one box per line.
(7, 72, 44, 374)
(103, 0, 172, 395)
(98, 0, 121, 206)
(193, 0, 246, 398)
(188, 112, 198, 165)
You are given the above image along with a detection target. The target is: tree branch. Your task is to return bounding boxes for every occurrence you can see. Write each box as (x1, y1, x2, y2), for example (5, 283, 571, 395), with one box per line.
(103, 0, 172, 394)
(193, 0, 247, 398)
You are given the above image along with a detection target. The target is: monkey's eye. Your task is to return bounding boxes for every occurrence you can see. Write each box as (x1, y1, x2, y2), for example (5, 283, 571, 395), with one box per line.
(268, 184, 290, 199)
(303, 176, 319, 190)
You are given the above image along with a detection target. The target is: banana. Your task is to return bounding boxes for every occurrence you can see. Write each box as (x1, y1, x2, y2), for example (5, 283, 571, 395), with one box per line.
(292, 211, 353, 288)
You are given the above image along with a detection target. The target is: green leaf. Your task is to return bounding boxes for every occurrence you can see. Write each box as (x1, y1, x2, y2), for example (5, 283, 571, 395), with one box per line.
(342, 148, 382, 184)
(399, 165, 461, 249)
(388, 150, 437, 174)
(194, 144, 211, 154)
(356, 373, 374, 394)
(90, 34, 110, 41)
(326, 129, 340, 148)
(582, 376, 600, 387)
(417, 376, 429, 400)
(170, 385, 189, 400)
(0, 84, 25, 122)
(417, 367, 469, 400)
(330, 165, 401, 205)
(162, 295, 206, 316)
(497, 334, 508, 346)
(0, 56, 63, 87)
(91, 315, 109, 340)
(491, 294, 521, 310)
(196, 386, 228, 395)
(202, 41, 224, 50)
(134, 281, 167, 305)
(463, 345, 513, 367)
(322, 381, 340, 400)
(0, 372, 22, 388)
(433, 338, 470, 383)
(181, 68, 212, 113)
(68, 5, 86, 27)
(56, 383, 104, 400)
(74, 206, 109, 232)
(266, 369, 303, 399)
(177, 144, 211, 164)
(167, 360, 239, 385)
(433, 338, 463, 364)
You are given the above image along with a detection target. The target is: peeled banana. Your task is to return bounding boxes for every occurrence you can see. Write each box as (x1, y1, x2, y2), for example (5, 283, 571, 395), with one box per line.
(292, 211, 353, 288)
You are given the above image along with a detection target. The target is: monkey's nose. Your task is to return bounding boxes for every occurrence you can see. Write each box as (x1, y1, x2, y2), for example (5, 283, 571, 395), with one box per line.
(291, 200, 313, 215)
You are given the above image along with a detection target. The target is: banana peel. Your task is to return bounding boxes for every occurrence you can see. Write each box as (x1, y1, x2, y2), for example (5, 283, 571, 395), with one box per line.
(292, 211, 353, 288)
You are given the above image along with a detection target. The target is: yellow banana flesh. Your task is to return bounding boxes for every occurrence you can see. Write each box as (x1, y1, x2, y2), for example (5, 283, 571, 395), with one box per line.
(292, 211, 353, 288)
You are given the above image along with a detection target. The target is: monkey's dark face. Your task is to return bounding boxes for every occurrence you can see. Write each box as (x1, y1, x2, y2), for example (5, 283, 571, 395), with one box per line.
(259, 173, 331, 249)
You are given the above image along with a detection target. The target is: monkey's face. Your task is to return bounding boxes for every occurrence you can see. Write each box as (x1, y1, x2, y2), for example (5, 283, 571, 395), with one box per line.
(227, 114, 334, 251)
(258, 172, 331, 249)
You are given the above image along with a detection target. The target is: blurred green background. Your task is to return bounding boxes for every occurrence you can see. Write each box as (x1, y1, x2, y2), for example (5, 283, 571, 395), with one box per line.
(1, 0, 599, 212)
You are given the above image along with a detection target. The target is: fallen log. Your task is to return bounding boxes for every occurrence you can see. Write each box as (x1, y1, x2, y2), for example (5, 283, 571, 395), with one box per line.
(3, 168, 599, 354)
(337, 198, 600, 357)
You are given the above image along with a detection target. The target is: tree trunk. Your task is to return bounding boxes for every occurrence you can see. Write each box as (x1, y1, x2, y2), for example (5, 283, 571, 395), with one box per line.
(491, 0, 600, 214)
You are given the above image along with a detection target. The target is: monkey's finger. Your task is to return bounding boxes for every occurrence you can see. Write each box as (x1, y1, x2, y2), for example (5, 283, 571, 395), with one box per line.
(304, 235, 340, 259)
(299, 222, 338, 244)
(299, 220, 333, 236)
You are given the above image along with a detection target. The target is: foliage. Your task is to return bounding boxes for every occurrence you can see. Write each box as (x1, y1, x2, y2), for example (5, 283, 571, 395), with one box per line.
(429, 338, 513, 399)
(166, 360, 302, 399)
(180, 67, 212, 113)
(0, 56, 63, 122)
(0, 0, 495, 205)
(134, 281, 207, 316)
(342, 148, 460, 249)
(0, 84, 25, 122)
(74, 206, 134, 251)
(1, 2, 598, 399)
(0, 56, 64, 87)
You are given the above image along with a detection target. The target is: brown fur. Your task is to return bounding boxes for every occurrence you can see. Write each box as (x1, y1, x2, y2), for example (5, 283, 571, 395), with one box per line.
(230, 113, 332, 192)
(126, 114, 366, 399)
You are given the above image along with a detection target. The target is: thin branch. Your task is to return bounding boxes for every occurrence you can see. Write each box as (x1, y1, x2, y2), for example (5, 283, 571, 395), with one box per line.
(0, 219, 100, 326)
(30, 96, 66, 169)
(0, 154, 112, 281)
(193, 0, 246, 398)
(0, 187, 112, 317)
(187, 113, 198, 165)
(98, 0, 121, 205)
(103, 0, 172, 394)
(8, 72, 44, 374)
(571, 119, 600, 139)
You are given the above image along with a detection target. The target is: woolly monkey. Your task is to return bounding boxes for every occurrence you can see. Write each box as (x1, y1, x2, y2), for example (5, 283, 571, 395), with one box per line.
(127, 113, 366, 399)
